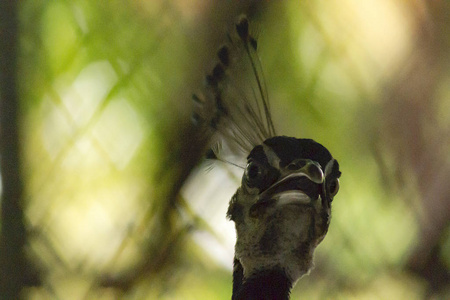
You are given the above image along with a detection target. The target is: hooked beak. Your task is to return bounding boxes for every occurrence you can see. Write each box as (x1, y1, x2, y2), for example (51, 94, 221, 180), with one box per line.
(253, 160, 324, 210)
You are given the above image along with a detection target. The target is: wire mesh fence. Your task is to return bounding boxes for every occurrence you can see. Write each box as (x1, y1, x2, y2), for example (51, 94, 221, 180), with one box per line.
(1, 1, 449, 299)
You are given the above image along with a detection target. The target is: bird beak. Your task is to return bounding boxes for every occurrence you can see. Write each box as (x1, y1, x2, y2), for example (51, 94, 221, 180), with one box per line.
(256, 160, 324, 207)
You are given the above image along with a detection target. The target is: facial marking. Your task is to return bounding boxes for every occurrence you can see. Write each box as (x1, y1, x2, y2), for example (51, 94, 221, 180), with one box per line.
(262, 144, 280, 170)
(229, 137, 341, 284)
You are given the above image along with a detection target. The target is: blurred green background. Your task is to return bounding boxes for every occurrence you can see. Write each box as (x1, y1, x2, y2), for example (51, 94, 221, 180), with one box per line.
(1, 0, 449, 299)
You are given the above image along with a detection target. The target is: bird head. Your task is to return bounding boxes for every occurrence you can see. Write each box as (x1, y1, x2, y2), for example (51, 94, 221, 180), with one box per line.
(227, 136, 341, 283)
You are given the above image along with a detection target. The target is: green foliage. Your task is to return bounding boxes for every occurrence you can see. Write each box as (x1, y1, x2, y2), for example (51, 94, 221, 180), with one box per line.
(8, 0, 449, 299)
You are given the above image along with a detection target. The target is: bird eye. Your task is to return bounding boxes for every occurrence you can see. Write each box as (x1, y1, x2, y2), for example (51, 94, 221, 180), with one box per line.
(244, 161, 263, 187)
(328, 178, 340, 197)
(245, 161, 261, 179)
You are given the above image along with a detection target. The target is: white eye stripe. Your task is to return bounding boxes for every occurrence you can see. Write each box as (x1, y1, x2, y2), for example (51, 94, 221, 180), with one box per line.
(262, 144, 280, 169)
(324, 159, 337, 177)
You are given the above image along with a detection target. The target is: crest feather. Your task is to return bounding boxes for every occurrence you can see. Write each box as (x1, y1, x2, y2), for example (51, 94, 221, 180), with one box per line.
(192, 16, 276, 166)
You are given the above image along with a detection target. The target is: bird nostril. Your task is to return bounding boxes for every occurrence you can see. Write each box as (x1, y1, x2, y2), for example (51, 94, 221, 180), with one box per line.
(286, 160, 324, 183)
(306, 164, 323, 183)
(287, 159, 307, 170)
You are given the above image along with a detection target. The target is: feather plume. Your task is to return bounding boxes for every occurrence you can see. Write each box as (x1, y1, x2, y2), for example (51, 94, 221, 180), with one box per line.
(192, 16, 276, 167)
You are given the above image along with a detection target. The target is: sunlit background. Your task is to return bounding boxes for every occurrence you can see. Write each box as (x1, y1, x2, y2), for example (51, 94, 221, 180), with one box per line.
(1, 0, 449, 299)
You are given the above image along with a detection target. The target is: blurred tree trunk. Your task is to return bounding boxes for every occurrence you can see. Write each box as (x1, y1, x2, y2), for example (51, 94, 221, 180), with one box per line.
(382, 1, 450, 295)
(0, 1, 28, 299)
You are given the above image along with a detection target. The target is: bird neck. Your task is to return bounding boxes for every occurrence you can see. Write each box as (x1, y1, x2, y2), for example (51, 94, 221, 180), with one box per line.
(233, 268, 292, 300)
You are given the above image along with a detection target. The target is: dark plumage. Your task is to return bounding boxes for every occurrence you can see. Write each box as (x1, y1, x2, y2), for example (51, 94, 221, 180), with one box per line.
(192, 16, 341, 300)
(228, 137, 340, 300)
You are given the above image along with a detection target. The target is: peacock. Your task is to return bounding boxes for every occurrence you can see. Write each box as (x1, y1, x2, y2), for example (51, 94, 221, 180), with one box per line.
(192, 16, 341, 300)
